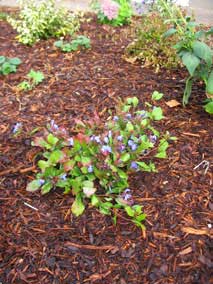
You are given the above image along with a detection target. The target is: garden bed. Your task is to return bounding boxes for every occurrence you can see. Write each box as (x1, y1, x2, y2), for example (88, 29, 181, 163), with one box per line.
(0, 14, 212, 284)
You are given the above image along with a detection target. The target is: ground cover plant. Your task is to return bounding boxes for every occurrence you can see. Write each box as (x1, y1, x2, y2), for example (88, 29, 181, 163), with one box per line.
(54, 35, 91, 52)
(7, 0, 80, 45)
(27, 93, 174, 229)
(0, 7, 212, 284)
(0, 56, 21, 75)
(17, 69, 45, 91)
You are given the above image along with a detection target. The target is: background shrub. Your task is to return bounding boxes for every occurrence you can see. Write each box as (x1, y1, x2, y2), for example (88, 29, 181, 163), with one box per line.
(125, 13, 180, 71)
(8, 0, 80, 45)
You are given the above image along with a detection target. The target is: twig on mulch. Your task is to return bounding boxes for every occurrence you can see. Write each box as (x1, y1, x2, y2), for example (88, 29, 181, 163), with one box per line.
(0, 165, 36, 176)
(65, 241, 119, 251)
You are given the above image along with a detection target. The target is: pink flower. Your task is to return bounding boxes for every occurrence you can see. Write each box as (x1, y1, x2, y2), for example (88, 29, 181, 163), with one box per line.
(101, 0, 120, 20)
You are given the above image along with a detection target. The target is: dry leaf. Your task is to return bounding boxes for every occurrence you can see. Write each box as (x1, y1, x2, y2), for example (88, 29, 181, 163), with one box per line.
(165, 99, 181, 108)
(123, 55, 137, 64)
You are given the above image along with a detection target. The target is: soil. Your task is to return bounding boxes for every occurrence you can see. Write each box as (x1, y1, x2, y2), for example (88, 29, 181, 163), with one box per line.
(0, 14, 212, 284)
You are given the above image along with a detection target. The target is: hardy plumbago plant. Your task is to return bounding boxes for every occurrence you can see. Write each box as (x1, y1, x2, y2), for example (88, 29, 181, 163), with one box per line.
(54, 36, 91, 53)
(0, 56, 21, 75)
(91, 0, 132, 26)
(27, 93, 175, 229)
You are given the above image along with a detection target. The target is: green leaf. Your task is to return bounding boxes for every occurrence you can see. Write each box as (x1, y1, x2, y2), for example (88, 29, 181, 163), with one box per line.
(126, 121, 134, 132)
(183, 76, 193, 106)
(204, 101, 213, 114)
(38, 160, 49, 171)
(0, 56, 6, 65)
(82, 180, 96, 197)
(54, 40, 63, 48)
(47, 133, 59, 145)
(182, 52, 200, 76)
(136, 162, 154, 172)
(136, 213, 146, 222)
(117, 169, 128, 179)
(120, 152, 130, 162)
(71, 194, 85, 216)
(2, 62, 13, 75)
(91, 194, 99, 206)
(192, 41, 212, 66)
(49, 150, 62, 164)
(41, 182, 52, 194)
(26, 180, 41, 192)
(125, 206, 135, 217)
(152, 91, 164, 101)
(151, 107, 163, 120)
(28, 69, 44, 85)
(206, 70, 213, 95)
(8, 57, 22, 66)
(163, 28, 177, 38)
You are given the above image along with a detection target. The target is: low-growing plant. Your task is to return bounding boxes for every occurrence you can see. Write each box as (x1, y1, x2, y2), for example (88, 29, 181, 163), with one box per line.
(18, 69, 44, 91)
(54, 36, 91, 52)
(125, 13, 180, 71)
(156, 0, 213, 113)
(0, 56, 21, 75)
(27, 92, 175, 229)
(0, 12, 8, 21)
(8, 0, 80, 45)
(91, 0, 132, 26)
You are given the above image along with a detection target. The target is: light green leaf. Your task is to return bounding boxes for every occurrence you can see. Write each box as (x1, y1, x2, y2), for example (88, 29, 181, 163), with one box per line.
(91, 194, 99, 206)
(152, 91, 164, 101)
(204, 101, 213, 114)
(8, 57, 22, 66)
(41, 182, 52, 194)
(206, 70, 213, 95)
(151, 107, 163, 120)
(71, 195, 85, 216)
(49, 150, 62, 164)
(163, 28, 177, 38)
(47, 133, 59, 145)
(192, 41, 212, 66)
(120, 153, 130, 162)
(125, 206, 135, 217)
(182, 52, 200, 76)
(26, 180, 41, 192)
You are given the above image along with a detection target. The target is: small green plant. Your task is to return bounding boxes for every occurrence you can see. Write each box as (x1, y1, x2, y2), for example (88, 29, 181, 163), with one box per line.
(91, 0, 132, 26)
(155, 0, 213, 113)
(54, 36, 91, 52)
(125, 13, 180, 71)
(27, 92, 175, 229)
(0, 12, 8, 21)
(8, 0, 80, 45)
(0, 56, 22, 75)
(18, 69, 44, 91)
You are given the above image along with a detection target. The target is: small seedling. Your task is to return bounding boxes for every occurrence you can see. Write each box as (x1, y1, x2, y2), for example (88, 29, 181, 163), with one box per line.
(18, 69, 44, 91)
(54, 35, 91, 52)
(0, 56, 22, 75)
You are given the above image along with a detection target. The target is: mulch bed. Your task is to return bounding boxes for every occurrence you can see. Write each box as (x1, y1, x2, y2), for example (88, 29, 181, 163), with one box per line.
(0, 13, 212, 284)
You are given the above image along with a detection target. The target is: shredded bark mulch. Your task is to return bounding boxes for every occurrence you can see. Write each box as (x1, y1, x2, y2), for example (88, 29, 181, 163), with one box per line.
(0, 15, 212, 284)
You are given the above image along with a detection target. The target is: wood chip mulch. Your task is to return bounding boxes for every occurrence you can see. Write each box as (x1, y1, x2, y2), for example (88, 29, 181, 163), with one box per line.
(0, 14, 212, 284)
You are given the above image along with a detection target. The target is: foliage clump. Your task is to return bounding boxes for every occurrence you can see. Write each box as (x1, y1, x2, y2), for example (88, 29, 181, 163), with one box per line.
(8, 0, 80, 45)
(27, 93, 175, 228)
(54, 36, 91, 52)
(125, 13, 180, 71)
(91, 0, 132, 26)
(0, 56, 21, 75)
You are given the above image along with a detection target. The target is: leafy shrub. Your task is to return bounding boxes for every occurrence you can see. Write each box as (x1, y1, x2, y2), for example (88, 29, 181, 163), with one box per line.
(156, 0, 213, 113)
(8, 0, 80, 45)
(18, 69, 44, 91)
(54, 36, 91, 52)
(0, 56, 21, 75)
(91, 0, 132, 26)
(125, 13, 180, 71)
(27, 93, 175, 229)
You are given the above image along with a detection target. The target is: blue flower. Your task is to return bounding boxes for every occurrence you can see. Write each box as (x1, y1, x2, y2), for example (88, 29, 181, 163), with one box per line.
(113, 116, 119, 121)
(12, 122, 22, 134)
(117, 135, 123, 141)
(94, 136, 101, 144)
(60, 174, 67, 180)
(50, 120, 59, 131)
(149, 135, 157, 144)
(68, 137, 74, 146)
(119, 145, 125, 152)
(38, 179, 45, 186)
(130, 161, 138, 170)
(126, 113, 132, 119)
(123, 188, 132, 201)
(101, 145, 112, 154)
(87, 165, 94, 173)
(103, 136, 109, 144)
(130, 143, 137, 151)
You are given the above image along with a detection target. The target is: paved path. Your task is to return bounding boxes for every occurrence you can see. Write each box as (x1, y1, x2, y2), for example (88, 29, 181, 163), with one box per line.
(0, 0, 212, 25)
